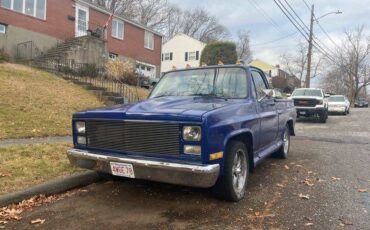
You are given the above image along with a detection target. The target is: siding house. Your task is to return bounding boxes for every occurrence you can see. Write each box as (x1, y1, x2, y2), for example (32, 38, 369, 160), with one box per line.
(161, 33, 206, 74)
(0, 0, 162, 78)
(250, 59, 301, 92)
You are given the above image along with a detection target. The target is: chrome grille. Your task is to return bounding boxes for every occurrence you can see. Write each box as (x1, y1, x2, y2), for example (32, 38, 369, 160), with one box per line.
(293, 99, 317, 107)
(86, 120, 180, 155)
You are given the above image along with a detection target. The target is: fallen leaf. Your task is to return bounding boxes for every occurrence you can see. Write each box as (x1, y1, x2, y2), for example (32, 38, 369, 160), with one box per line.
(0, 173, 11, 178)
(305, 223, 314, 226)
(308, 171, 313, 174)
(357, 188, 367, 193)
(0, 221, 7, 224)
(331, 177, 341, 181)
(254, 212, 260, 216)
(284, 165, 290, 170)
(295, 164, 303, 167)
(298, 193, 310, 200)
(339, 218, 353, 225)
(303, 179, 315, 187)
(276, 183, 284, 188)
(30, 218, 45, 224)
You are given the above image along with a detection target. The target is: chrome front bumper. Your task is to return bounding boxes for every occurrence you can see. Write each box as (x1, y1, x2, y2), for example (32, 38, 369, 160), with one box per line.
(67, 149, 220, 188)
(328, 107, 346, 112)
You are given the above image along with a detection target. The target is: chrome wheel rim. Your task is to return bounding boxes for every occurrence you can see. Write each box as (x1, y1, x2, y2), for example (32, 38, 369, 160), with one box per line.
(283, 129, 289, 154)
(232, 149, 247, 195)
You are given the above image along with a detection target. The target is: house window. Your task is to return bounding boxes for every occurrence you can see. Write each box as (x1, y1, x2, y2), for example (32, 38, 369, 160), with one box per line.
(111, 19, 124, 40)
(13, 0, 23, 12)
(109, 53, 118, 60)
(162, 52, 172, 61)
(144, 31, 154, 50)
(0, 0, 46, 19)
(0, 0, 11, 9)
(188, 51, 196, 61)
(0, 24, 6, 34)
(185, 51, 199, 61)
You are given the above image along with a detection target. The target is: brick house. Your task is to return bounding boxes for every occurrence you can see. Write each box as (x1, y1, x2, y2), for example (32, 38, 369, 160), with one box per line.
(0, 0, 162, 78)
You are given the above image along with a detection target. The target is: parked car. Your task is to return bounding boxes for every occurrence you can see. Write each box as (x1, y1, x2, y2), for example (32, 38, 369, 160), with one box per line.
(328, 95, 350, 115)
(67, 65, 296, 202)
(290, 88, 328, 123)
(354, 98, 369, 108)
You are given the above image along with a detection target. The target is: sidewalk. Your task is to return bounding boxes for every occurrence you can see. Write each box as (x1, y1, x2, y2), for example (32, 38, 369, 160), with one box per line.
(0, 136, 72, 147)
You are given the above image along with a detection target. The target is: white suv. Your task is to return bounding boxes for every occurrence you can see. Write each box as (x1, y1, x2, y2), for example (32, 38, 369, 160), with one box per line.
(291, 88, 328, 123)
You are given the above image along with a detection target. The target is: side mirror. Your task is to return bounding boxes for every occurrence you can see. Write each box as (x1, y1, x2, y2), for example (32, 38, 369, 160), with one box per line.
(286, 93, 291, 97)
(324, 94, 330, 98)
(262, 89, 274, 98)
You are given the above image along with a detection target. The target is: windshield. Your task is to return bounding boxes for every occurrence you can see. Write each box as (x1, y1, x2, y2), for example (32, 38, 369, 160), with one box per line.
(292, 89, 322, 97)
(329, 96, 345, 102)
(150, 68, 248, 99)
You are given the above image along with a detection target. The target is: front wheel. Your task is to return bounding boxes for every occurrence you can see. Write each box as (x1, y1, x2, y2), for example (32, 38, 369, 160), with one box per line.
(273, 125, 290, 159)
(212, 141, 249, 202)
(319, 110, 328, 123)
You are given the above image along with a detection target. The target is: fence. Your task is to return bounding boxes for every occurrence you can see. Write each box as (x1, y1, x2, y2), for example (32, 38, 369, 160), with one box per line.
(33, 59, 142, 104)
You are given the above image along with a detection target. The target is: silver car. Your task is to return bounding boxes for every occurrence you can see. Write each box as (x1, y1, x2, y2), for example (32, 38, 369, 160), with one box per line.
(328, 95, 350, 115)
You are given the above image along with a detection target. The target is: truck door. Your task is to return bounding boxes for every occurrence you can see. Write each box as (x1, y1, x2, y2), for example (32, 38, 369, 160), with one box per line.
(251, 70, 279, 151)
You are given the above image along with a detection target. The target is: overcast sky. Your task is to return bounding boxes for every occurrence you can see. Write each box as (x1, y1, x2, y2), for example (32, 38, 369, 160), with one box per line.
(168, 0, 370, 66)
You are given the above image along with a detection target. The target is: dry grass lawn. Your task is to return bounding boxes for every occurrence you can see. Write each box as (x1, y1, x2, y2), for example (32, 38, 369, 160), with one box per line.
(0, 63, 104, 139)
(0, 143, 81, 195)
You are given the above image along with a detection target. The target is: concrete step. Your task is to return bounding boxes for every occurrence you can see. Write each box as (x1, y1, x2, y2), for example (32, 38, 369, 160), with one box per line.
(102, 91, 121, 97)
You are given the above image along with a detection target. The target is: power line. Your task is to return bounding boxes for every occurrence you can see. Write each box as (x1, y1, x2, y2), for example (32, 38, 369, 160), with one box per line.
(250, 32, 298, 47)
(248, 0, 287, 35)
(273, 0, 309, 41)
(274, 0, 336, 62)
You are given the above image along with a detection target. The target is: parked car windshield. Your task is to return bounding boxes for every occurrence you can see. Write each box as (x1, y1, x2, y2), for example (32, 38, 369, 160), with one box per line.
(292, 89, 322, 97)
(329, 96, 345, 102)
(150, 68, 248, 99)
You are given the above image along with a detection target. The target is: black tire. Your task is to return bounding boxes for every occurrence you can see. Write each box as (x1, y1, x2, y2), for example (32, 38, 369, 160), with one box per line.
(273, 125, 290, 159)
(212, 141, 249, 202)
(319, 110, 327, 123)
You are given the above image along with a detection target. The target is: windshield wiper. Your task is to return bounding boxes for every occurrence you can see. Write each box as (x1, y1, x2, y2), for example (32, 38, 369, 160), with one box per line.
(189, 93, 228, 100)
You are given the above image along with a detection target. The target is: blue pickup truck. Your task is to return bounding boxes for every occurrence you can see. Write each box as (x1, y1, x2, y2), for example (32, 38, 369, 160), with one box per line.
(68, 65, 296, 201)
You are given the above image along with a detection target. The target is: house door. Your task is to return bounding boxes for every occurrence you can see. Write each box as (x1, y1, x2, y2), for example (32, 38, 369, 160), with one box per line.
(75, 5, 89, 37)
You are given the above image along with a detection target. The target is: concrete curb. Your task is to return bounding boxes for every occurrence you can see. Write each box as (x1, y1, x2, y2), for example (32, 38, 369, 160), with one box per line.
(0, 171, 101, 208)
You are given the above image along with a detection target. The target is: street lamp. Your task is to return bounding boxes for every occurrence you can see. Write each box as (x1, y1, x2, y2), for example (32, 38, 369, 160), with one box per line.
(305, 6, 342, 88)
(316, 10, 342, 21)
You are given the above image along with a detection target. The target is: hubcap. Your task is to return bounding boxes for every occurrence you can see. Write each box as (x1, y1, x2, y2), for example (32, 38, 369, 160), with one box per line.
(283, 129, 289, 154)
(232, 149, 247, 195)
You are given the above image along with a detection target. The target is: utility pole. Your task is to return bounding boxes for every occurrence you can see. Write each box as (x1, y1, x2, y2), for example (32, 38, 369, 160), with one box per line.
(305, 4, 314, 88)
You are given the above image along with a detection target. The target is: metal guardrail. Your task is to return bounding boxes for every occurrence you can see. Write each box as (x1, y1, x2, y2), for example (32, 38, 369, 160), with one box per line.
(33, 59, 141, 104)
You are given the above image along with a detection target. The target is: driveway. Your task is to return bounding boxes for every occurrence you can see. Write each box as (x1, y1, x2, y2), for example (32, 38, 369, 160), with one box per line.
(5, 109, 370, 229)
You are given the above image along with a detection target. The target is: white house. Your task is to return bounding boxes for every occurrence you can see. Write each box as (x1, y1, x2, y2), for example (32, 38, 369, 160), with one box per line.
(161, 33, 206, 74)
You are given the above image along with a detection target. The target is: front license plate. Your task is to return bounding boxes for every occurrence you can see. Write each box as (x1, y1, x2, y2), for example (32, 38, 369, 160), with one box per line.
(110, 162, 135, 178)
(299, 111, 306, 115)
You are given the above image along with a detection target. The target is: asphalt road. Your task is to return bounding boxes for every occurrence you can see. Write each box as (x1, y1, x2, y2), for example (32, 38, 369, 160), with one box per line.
(6, 108, 370, 230)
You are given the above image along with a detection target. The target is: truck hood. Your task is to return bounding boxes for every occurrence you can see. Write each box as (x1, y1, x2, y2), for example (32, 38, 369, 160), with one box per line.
(328, 102, 346, 106)
(291, 96, 322, 100)
(73, 96, 233, 122)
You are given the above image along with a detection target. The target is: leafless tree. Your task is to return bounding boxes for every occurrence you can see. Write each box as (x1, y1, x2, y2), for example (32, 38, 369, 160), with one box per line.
(327, 26, 370, 102)
(90, 0, 228, 42)
(236, 30, 252, 63)
(280, 41, 323, 87)
(180, 9, 229, 43)
(92, 0, 136, 18)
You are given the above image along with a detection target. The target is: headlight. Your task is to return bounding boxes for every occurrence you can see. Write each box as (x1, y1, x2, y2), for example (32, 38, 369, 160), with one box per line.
(183, 126, 201, 141)
(76, 121, 86, 134)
